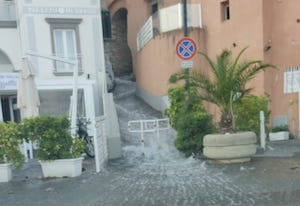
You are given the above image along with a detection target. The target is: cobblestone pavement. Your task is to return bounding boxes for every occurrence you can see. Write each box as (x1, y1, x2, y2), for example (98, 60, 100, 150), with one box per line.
(1, 154, 300, 206)
(1, 77, 300, 206)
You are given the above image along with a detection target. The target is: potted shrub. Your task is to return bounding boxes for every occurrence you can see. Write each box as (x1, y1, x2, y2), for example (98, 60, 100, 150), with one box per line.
(21, 116, 85, 178)
(269, 125, 289, 141)
(169, 48, 275, 163)
(0, 122, 25, 182)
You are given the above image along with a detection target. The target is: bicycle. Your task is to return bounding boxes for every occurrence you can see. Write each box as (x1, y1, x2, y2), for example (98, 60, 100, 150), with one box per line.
(77, 117, 95, 158)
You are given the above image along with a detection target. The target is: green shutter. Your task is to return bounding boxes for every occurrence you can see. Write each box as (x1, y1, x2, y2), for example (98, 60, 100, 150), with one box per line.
(101, 10, 112, 39)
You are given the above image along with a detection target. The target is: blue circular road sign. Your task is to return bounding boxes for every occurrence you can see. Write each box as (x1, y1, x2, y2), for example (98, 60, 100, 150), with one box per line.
(176, 37, 197, 60)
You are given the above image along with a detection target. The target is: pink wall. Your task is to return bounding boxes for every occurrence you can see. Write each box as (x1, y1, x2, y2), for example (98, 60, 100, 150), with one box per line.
(262, 0, 300, 134)
(107, 0, 300, 135)
(133, 0, 266, 95)
(135, 29, 203, 96)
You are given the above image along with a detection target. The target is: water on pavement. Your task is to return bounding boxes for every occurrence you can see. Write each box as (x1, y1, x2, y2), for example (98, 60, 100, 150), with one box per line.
(1, 77, 300, 206)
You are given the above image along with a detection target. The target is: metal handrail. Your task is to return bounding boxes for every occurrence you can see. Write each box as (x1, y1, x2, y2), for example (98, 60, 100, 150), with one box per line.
(128, 118, 170, 152)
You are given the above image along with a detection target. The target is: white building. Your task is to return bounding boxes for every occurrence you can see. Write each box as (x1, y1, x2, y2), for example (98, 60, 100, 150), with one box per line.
(0, 0, 106, 123)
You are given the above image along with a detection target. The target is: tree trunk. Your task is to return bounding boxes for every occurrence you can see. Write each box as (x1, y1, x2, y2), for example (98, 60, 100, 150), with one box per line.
(219, 111, 234, 133)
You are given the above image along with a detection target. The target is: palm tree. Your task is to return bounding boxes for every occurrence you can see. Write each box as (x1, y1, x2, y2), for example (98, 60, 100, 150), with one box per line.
(170, 48, 275, 133)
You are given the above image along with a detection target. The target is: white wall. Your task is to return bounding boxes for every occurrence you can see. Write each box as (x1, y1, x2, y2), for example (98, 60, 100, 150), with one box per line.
(0, 29, 21, 70)
(16, 0, 102, 81)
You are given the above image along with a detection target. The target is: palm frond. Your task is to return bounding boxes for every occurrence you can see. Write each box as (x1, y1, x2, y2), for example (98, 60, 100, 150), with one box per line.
(168, 47, 275, 133)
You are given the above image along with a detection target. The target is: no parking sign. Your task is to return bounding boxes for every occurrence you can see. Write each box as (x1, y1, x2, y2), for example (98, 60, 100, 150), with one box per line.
(176, 37, 197, 60)
(176, 37, 197, 69)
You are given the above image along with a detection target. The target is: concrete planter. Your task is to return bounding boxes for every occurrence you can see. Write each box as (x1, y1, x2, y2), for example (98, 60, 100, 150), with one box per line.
(39, 157, 83, 178)
(0, 163, 12, 182)
(269, 131, 289, 141)
(203, 132, 257, 163)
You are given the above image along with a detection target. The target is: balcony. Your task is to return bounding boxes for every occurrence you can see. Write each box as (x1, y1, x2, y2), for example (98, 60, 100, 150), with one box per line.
(0, 1, 16, 28)
(137, 3, 202, 51)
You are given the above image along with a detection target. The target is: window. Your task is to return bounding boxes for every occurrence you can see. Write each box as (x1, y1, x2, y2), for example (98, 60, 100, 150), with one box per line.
(53, 29, 77, 72)
(46, 18, 82, 75)
(101, 10, 112, 39)
(221, 1, 230, 21)
(150, 0, 158, 15)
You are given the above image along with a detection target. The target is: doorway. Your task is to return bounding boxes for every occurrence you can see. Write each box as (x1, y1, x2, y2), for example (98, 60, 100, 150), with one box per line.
(0, 95, 21, 122)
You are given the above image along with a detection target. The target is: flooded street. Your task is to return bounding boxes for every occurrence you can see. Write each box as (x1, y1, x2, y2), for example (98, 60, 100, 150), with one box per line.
(1, 77, 300, 206)
(104, 77, 300, 206)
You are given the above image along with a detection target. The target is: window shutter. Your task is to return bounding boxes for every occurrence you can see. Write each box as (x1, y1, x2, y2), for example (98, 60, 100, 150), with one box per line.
(101, 10, 112, 39)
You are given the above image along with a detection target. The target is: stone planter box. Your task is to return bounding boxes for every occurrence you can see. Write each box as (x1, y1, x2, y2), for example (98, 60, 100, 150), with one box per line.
(203, 132, 257, 163)
(0, 163, 12, 182)
(269, 131, 289, 141)
(39, 157, 83, 178)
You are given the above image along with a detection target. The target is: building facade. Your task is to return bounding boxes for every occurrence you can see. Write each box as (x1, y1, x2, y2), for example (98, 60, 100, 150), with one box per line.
(105, 0, 300, 136)
(0, 0, 106, 124)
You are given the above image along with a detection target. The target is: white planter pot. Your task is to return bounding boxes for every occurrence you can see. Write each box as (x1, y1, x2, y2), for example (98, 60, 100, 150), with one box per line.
(269, 131, 289, 141)
(0, 163, 12, 182)
(39, 157, 83, 178)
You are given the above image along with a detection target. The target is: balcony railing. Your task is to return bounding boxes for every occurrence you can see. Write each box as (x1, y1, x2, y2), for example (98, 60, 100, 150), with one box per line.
(137, 3, 202, 51)
(0, 1, 16, 21)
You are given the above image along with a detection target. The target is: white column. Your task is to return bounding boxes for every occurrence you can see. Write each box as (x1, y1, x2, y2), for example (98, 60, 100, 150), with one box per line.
(260, 110, 266, 150)
(84, 85, 96, 134)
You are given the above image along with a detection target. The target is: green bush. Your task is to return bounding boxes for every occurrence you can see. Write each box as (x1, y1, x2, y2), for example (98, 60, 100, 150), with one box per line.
(165, 86, 217, 157)
(0, 122, 25, 168)
(19, 116, 85, 161)
(270, 125, 289, 132)
(235, 95, 271, 136)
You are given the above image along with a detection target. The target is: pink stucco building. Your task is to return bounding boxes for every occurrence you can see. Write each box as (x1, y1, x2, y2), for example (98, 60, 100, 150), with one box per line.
(105, 0, 300, 137)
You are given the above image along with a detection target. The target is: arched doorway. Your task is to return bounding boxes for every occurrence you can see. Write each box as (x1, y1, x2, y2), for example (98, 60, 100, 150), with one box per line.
(111, 8, 133, 76)
(0, 49, 14, 72)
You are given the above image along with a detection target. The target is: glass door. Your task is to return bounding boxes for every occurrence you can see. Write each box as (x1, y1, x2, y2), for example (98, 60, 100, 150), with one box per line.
(0, 95, 20, 122)
(9, 96, 20, 122)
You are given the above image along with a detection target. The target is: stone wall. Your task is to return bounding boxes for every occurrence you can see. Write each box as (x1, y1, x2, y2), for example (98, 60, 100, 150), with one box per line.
(110, 8, 133, 76)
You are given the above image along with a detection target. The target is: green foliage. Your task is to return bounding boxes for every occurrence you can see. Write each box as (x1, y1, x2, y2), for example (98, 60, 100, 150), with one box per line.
(165, 86, 217, 157)
(170, 48, 275, 133)
(0, 122, 25, 168)
(270, 125, 289, 132)
(165, 86, 186, 127)
(19, 116, 85, 160)
(235, 95, 271, 136)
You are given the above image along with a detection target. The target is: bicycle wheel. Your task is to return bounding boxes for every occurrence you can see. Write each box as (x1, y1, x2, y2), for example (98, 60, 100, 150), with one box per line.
(85, 136, 95, 158)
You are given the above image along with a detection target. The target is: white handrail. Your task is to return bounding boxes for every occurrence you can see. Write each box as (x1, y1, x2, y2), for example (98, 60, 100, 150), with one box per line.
(25, 51, 79, 137)
(128, 118, 170, 152)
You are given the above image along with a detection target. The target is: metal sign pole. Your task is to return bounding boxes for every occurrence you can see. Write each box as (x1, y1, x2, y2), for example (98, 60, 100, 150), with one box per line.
(70, 61, 79, 137)
(182, 0, 188, 37)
